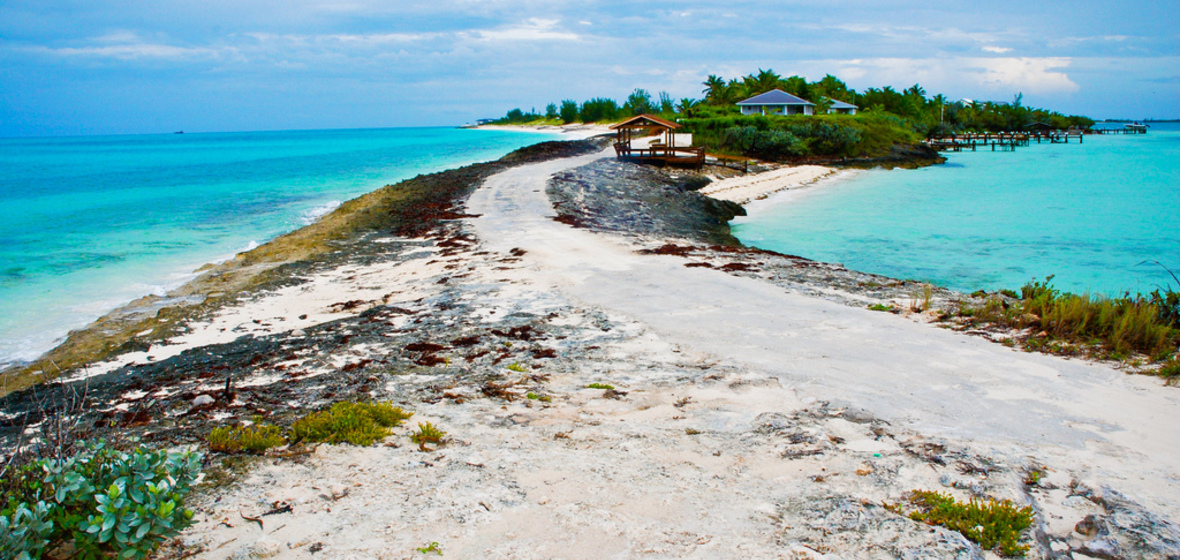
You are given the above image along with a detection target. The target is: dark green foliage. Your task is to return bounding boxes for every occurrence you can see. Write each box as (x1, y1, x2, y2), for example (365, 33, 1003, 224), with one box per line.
(904, 490, 1033, 556)
(291, 401, 413, 446)
(544, 103, 558, 119)
(623, 89, 654, 116)
(721, 126, 804, 160)
(579, 98, 621, 122)
(559, 100, 579, 124)
(208, 424, 285, 454)
(681, 113, 917, 160)
(0, 441, 201, 560)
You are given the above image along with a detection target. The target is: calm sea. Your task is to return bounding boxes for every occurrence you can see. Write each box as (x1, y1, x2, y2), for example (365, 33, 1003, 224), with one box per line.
(0, 127, 560, 369)
(734, 123, 1180, 297)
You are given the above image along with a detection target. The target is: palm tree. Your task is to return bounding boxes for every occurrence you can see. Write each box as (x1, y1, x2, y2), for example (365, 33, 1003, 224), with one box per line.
(676, 98, 699, 116)
(702, 75, 727, 105)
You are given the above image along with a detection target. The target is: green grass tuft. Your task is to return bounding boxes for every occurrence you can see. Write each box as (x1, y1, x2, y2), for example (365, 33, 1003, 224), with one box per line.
(410, 422, 447, 452)
(208, 424, 285, 454)
(903, 490, 1033, 556)
(291, 402, 413, 446)
(585, 383, 614, 390)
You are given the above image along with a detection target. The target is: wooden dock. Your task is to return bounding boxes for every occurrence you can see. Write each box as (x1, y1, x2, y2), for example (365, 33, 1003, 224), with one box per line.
(927, 130, 1086, 152)
(1088, 124, 1149, 135)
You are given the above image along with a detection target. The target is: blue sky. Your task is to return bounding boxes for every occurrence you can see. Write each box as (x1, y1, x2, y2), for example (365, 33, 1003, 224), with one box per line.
(1, 0, 1176, 137)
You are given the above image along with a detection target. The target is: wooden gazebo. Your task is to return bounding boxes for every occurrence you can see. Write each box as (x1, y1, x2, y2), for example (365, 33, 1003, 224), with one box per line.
(609, 114, 705, 169)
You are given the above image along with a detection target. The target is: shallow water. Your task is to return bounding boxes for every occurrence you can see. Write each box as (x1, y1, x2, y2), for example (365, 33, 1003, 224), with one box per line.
(0, 127, 560, 368)
(733, 123, 1180, 297)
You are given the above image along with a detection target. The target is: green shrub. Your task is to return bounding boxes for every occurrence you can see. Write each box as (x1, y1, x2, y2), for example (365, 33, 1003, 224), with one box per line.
(720, 126, 805, 160)
(291, 402, 413, 446)
(0, 441, 202, 560)
(904, 490, 1033, 556)
(585, 383, 614, 390)
(208, 424, 285, 454)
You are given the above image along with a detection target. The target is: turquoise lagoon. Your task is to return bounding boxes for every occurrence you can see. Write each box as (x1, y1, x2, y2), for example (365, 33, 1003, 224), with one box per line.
(733, 123, 1180, 298)
(0, 127, 560, 369)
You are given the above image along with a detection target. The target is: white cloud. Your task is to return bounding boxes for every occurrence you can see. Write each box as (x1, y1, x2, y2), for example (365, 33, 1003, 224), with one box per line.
(982, 46, 1012, 53)
(826, 56, 1078, 95)
(974, 57, 1078, 93)
(28, 43, 222, 60)
(472, 18, 579, 42)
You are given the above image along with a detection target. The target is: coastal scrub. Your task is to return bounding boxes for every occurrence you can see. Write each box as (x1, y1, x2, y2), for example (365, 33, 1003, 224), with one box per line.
(898, 490, 1033, 556)
(291, 402, 413, 446)
(949, 277, 1180, 374)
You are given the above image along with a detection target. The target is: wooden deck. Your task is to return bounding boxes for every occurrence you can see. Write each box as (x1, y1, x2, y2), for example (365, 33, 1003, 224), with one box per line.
(613, 143, 706, 168)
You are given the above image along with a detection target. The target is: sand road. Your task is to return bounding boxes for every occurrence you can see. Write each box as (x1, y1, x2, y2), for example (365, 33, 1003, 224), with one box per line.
(467, 149, 1180, 518)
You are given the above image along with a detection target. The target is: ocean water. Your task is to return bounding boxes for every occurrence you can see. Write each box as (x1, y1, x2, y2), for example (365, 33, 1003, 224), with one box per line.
(733, 123, 1180, 297)
(0, 127, 560, 369)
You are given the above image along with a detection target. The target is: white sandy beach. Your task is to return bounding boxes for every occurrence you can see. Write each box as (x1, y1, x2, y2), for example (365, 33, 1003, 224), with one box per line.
(74, 149, 1180, 559)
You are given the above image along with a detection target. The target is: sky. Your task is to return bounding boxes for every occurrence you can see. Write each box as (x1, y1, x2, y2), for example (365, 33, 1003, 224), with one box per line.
(1, 0, 1177, 137)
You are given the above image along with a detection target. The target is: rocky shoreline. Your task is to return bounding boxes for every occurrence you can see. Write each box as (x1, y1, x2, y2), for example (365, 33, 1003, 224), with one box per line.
(3, 139, 1179, 559)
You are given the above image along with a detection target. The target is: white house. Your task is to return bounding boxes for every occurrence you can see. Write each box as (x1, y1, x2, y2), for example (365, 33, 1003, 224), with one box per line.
(736, 89, 815, 116)
(827, 99, 858, 115)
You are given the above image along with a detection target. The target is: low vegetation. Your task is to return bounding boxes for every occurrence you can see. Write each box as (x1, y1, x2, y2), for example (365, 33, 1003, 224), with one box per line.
(290, 401, 414, 446)
(895, 490, 1034, 556)
(409, 422, 446, 452)
(0, 441, 202, 560)
(208, 423, 285, 454)
(948, 277, 1180, 376)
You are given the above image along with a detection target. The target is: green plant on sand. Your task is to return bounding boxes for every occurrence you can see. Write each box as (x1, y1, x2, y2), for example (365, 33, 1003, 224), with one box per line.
(0, 441, 201, 560)
(585, 383, 614, 390)
(208, 424, 285, 454)
(901, 490, 1033, 556)
(415, 541, 443, 555)
(291, 402, 413, 446)
(409, 422, 447, 452)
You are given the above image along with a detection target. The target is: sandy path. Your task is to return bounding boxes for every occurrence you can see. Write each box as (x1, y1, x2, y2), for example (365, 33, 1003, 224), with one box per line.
(468, 150, 1180, 517)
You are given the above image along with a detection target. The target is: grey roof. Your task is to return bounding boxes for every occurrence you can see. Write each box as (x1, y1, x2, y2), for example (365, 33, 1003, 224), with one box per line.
(737, 89, 815, 106)
(829, 99, 858, 109)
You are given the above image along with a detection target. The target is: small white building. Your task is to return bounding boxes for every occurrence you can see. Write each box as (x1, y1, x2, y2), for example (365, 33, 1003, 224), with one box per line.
(736, 89, 815, 116)
(827, 99, 858, 115)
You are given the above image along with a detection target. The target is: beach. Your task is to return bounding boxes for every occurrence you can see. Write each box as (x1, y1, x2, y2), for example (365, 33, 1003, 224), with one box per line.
(3, 137, 1180, 558)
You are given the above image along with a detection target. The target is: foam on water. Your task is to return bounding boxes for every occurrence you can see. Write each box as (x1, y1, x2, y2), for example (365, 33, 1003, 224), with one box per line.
(734, 123, 1180, 296)
(0, 127, 561, 369)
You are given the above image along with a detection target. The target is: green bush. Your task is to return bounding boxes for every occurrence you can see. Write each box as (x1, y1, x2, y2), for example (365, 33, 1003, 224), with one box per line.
(208, 424, 285, 454)
(721, 126, 804, 160)
(290, 402, 413, 446)
(905, 490, 1033, 556)
(0, 441, 201, 560)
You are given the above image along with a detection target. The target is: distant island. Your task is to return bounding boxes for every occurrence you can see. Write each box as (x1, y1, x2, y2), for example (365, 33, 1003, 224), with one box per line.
(490, 69, 1095, 165)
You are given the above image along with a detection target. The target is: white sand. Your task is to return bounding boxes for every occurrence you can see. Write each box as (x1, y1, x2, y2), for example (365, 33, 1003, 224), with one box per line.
(154, 150, 1180, 558)
(473, 123, 612, 140)
(699, 165, 838, 204)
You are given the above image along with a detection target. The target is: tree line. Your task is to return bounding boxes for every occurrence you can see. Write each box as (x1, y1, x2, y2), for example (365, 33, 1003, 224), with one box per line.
(494, 69, 1094, 135)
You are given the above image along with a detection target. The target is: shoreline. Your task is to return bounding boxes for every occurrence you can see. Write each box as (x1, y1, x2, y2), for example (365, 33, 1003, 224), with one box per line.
(0, 138, 607, 396)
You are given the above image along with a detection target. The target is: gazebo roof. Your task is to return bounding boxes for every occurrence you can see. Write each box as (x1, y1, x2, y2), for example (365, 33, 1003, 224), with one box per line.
(609, 114, 681, 131)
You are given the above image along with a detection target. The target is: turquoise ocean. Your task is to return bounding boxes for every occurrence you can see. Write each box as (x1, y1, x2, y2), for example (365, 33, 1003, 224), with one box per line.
(0, 127, 560, 370)
(734, 123, 1180, 297)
